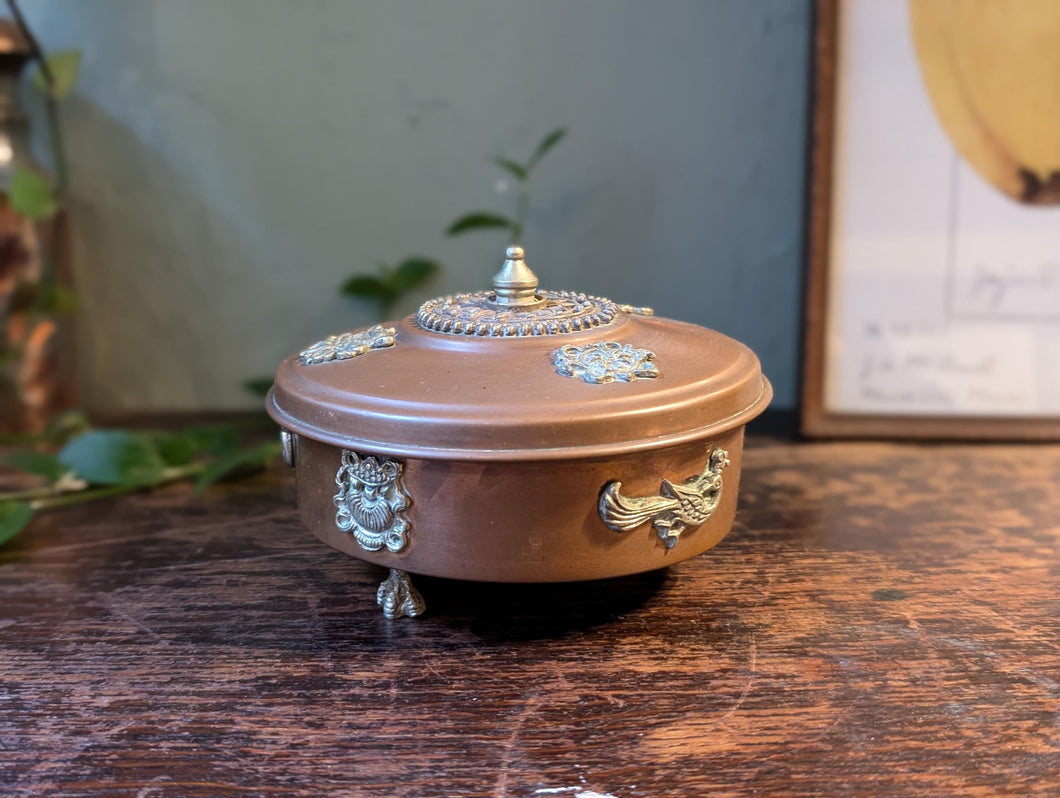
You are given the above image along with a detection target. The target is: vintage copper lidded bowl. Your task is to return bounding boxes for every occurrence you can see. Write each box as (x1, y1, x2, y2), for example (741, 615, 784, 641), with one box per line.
(267, 247, 771, 618)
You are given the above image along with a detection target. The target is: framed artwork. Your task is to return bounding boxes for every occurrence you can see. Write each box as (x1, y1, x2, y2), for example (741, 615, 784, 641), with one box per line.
(802, 0, 1060, 439)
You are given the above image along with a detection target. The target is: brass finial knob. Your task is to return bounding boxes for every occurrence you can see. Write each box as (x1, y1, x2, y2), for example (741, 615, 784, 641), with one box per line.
(491, 246, 540, 306)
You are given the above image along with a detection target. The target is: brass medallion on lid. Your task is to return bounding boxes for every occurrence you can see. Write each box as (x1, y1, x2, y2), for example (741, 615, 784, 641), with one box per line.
(416, 247, 620, 337)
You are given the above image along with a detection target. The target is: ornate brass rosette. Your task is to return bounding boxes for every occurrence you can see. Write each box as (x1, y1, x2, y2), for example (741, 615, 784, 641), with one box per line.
(417, 290, 619, 337)
(552, 341, 659, 384)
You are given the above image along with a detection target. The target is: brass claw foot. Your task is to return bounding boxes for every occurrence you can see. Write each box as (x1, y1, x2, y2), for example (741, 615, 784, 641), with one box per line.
(376, 568, 426, 620)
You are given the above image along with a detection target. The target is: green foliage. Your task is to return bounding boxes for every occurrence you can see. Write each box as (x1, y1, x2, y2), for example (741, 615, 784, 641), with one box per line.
(180, 425, 241, 457)
(32, 50, 82, 100)
(52, 426, 247, 485)
(445, 127, 568, 246)
(0, 18, 279, 550)
(335, 125, 566, 327)
(0, 502, 34, 546)
(342, 256, 440, 321)
(9, 170, 57, 219)
(0, 419, 279, 545)
(527, 127, 567, 170)
(42, 410, 92, 445)
(243, 378, 274, 399)
(152, 426, 237, 468)
(490, 157, 527, 181)
(6, 451, 66, 481)
(389, 257, 438, 292)
(194, 441, 282, 493)
(58, 430, 168, 487)
(445, 212, 514, 237)
(33, 284, 78, 313)
(152, 432, 202, 468)
(342, 275, 391, 303)
(6, 282, 77, 315)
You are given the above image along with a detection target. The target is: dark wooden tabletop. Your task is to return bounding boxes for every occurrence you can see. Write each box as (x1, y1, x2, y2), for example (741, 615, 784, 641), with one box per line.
(2, 427, 1059, 797)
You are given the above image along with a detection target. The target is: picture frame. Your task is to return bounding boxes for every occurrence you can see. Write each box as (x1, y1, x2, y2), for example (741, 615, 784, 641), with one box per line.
(801, 0, 1060, 440)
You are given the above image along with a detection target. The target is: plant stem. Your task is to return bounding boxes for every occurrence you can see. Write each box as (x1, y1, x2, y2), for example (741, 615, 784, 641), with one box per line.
(30, 483, 134, 510)
(1, 462, 207, 510)
(42, 96, 68, 198)
(512, 179, 529, 245)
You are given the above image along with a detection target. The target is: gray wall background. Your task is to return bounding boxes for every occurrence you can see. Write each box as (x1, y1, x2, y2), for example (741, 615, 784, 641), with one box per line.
(27, 0, 810, 412)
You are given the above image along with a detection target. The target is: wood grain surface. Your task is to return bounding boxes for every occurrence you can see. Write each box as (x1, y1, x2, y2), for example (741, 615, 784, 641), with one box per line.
(2, 428, 1059, 796)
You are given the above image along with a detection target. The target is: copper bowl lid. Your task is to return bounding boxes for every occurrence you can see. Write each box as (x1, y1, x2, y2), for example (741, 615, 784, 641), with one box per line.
(268, 247, 771, 461)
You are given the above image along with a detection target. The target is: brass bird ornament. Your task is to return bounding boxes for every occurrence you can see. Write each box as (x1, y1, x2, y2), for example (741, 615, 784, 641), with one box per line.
(598, 447, 730, 548)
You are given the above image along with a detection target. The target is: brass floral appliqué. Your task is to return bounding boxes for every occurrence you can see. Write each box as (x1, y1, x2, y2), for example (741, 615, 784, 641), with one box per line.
(618, 304, 655, 316)
(552, 341, 659, 384)
(300, 325, 396, 365)
(333, 450, 411, 553)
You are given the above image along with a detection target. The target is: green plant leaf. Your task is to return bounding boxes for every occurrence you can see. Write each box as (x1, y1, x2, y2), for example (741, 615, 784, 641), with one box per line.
(6, 450, 67, 481)
(152, 425, 240, 467)
(43, 409, 92, 445)
(491, 157, 527, 181)
(243, 377, 274, 398)
(32, 50, 82, 100)
(527, 127, 567, 171)
(388, 257, 439, 293)
(9, 170, 58, 219)
(33, 284, 78, 313)
(0, 502, 34, 546)
(195, 441, 281, 493)
(341, 274, 396, 300)
(58, 430, 167, 486)
(152, 432, 201, 468)
(445, 212, 513, 237)
(182, 425, 240, 457)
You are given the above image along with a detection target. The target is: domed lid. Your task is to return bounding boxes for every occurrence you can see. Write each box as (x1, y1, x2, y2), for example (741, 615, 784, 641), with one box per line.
(268, 246, 771, 461)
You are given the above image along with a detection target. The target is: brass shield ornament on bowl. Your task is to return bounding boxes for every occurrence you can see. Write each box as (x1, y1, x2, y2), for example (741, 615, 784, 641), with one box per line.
(268, 247, 771, 618)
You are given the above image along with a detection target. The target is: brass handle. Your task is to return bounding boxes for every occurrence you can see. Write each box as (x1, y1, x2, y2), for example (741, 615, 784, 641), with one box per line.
(489, 245, 543, 307)
(598, 447, 729, 549)
(280, 429, 296, 468)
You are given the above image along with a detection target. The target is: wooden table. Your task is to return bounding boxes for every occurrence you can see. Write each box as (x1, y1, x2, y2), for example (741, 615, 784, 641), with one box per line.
(3, 426, 1059, 796)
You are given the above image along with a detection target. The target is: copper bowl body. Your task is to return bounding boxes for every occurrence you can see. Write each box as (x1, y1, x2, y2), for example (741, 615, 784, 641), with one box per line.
(287, 427, 747, 583)
(267, 248, 770, 611)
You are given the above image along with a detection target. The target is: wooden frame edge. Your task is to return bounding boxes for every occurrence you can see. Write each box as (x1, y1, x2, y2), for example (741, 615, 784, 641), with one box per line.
(800, 0, 838, 438)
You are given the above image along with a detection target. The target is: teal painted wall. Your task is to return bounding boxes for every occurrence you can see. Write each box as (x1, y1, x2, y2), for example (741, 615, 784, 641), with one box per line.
(27, 1, 810, 411)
